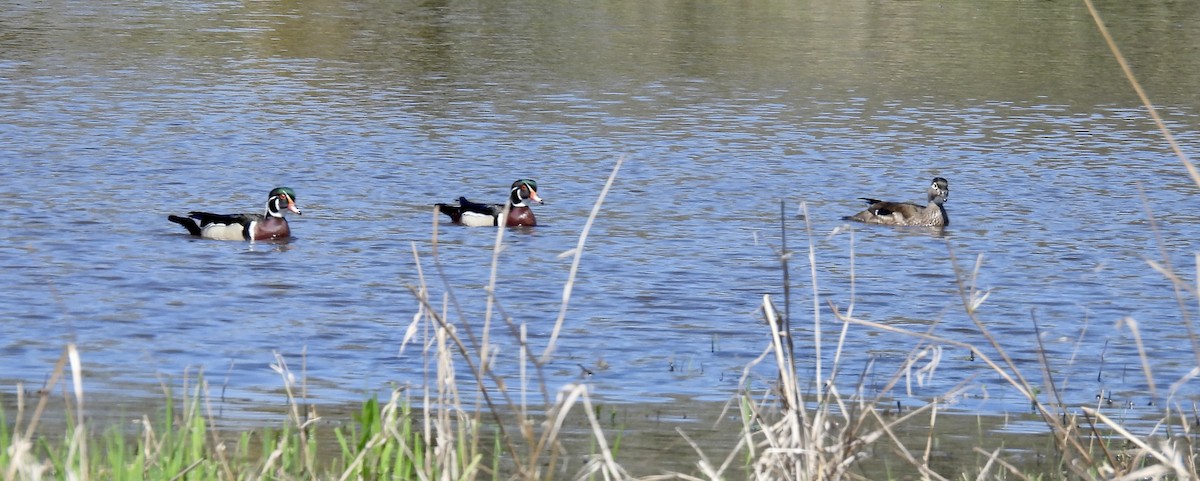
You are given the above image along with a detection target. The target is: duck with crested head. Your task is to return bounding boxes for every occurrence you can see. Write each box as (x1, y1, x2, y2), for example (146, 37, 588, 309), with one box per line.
(846, 177, 949, 227)
(168, 187, 302, 240)
(436, 179, 543, 227)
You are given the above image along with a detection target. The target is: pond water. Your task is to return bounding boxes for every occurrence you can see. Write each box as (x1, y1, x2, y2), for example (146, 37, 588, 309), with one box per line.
(2, 0, 1199, 425)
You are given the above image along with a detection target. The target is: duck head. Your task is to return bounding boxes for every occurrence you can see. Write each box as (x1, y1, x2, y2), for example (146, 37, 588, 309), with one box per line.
(927, 177, 949, 205)
(509, 179, 544, 207)
(266, 187, 302, 217)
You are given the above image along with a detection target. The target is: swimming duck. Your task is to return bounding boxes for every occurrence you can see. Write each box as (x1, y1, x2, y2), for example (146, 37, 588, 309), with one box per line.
(436, 179, 543, 227)
(168, 187, 301, 240)
(846, 177, 949, 227)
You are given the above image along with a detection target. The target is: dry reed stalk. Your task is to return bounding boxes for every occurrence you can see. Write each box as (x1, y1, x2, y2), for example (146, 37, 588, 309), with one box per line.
(1081, 0, 1197, 185)
(946, 247, 1105, 473)
(433, 314, 469, 480)
(1146, 258, 1200, 299)
(539, 154, 624, 365)
(674, 426, 725, 480)
(1083, 407, 1189, 479)
(842, 234, 1200, 479)
(4, 345, 71, 481)
(798, 203, 823, 401)
(672, 204, 975, 481)
(864, 407, 949, 481)
(65, 346, 87, 481)
(971, 447, 1035, 481)
(198, 376, 237, 481)
(555, 383, 629, 481)
(729, 294, 949, 481)
(339, 287, 486, 481)
(405, 259, 519, 466)
(1135, 184, 1200, 367)
(1083, 19, 1200, 474)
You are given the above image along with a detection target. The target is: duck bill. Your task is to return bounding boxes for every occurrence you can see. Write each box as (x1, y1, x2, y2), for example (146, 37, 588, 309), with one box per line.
(287, 196, 302, 215)
(529, 190, 544, 204)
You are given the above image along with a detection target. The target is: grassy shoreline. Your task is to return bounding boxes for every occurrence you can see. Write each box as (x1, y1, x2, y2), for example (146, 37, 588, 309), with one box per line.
(0, 378, 1104, 480)
(2, 310, 1191, 481)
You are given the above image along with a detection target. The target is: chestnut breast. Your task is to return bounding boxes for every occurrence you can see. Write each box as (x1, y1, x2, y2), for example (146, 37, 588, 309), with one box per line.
(505, 206, 536, 227)
(253, 217, 291, 240)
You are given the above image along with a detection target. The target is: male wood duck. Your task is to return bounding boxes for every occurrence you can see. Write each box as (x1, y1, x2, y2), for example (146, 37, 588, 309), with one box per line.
(846, 177, 949, 227)
(436, 179, 544, 227)
(168, 187, 302, 240)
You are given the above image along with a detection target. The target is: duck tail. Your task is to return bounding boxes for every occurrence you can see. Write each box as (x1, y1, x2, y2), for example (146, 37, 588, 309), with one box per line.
(434, 202, 462, 223)
(168, 215, 202, 236)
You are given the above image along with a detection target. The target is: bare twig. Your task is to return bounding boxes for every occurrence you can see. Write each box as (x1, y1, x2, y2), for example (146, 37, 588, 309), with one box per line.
(540, 155, 624, 363)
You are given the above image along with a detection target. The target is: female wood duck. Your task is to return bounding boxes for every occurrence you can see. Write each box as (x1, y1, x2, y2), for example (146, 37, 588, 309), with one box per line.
(846, 177, 949, 227)
(168, 187, 302, 240)
(436, 179, 544, 227)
